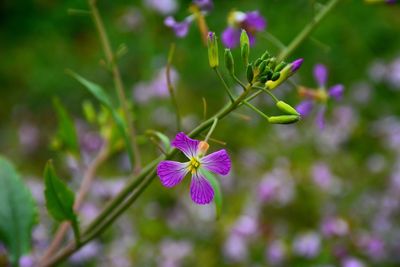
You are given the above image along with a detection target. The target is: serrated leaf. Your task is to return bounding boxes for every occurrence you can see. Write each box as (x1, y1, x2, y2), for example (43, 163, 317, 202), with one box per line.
(203, 170, 222, 219)
(68, 70, 133, 169)
(0, 156, 37, 266)
(44, 160, 80, 242)
(53, 98, 80, 155)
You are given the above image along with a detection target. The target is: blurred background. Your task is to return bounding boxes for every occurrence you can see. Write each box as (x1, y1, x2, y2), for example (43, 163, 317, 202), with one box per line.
(1, 0, 400, 266)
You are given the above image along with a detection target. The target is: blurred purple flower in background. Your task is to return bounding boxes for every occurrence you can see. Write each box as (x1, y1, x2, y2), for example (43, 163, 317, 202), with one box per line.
(157, 132, 231, 204)
(222, 10, 266, 48)
(292, 231, 321, 258)
(321, 217, 349, 237)
(159, 239, 193, 267)
(342, 257, 365, 267)
(258, 167, 295, 206)
(266, 239, 287, 265)
(297, 64, 344, 129)
(133, 67, 179, 103)
(144, 0, 178, 15)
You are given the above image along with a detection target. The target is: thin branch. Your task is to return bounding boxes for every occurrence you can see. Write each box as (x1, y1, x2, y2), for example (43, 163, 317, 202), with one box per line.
(89, 0, 141, 173)
(166, 43, 182, 131)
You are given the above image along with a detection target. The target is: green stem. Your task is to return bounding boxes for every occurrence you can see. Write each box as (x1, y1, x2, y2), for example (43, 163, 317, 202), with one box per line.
(243, 101, 270, 121)
(204, 118, 218, 142)
(166, 43, 182, 131)
(258, 32, 287, 50)
(89, 0, 142, 173)
(231, 73, 247, 90)
(254, 86, 280, 103)
(277, 0, 341, 61)
(213, 68, 235, 103)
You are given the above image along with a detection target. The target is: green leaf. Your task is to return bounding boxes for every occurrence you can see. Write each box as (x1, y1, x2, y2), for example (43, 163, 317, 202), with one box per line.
(53, 98, 80, 155)
(67, 70, 134, 169)
(0, 156, 37, 266)
(203, 170, 222, 219)
(146, 130, 171, 152)
(44, 160, 80, 243)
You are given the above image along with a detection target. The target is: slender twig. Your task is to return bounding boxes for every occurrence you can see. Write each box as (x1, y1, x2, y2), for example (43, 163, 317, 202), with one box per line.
(253, 86, 279, 103)
(166, 43, 182, 131)
(204, 118, 218, 142)
(213, 68, 235, 103)
(202, 97, 207, 120)
(39, 142, 110, 266)
(278, 0, 341, 61)
(243, 101, 270, 121)
(89, 0, 141, 173)
(258, 32, 287, 50)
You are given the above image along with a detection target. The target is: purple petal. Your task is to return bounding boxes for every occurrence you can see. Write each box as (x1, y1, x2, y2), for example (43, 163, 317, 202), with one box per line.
(201, 149, 231, 175)
(313, 64, 328, 87)
(291, 58, 304, 73)
(190, 172, 214, 204)
(171, 132, 200, 158)
(164, 16, 191, 38)
(296, 100, 314, 117)
(248, 32, 256, 46)
(221, 27, 241, 48)
(193, 0, 214, 11)
(157, 160, 189, 187)
(316, 106, 326, 130)
(242, 11, 267, 31)
(328, 84, 344, 101)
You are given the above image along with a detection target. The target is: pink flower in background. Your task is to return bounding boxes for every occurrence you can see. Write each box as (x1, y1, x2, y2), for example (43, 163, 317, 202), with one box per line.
(157, 132, 231, 204)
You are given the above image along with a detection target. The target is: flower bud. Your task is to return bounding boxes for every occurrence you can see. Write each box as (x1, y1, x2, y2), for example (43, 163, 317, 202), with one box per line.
(258, 60, 267, 74)
(224, 48, 235, 75)
(271, 72, 280, 81)
(261, 50, 271, 60)
(198, 141, 209, 155)
(265, 58, 304, 90)
(254, 58, 262, 67)
(268, 115, 300, 124)
(276, 101, 300, 116)
(207, 32, 219, 68)
(240, 30, 250, 66)
(246, 64, 254, 84)
(275, 61, 287, 72)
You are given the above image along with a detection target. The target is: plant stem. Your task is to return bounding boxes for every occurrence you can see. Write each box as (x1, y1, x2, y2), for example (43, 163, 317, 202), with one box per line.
(166, 43, 182, 131)
(254, 86, 280, 103)
(243, 101, 270, 121)
(204, 118, 218, 142)
(277, 0, 341, 61)
(213, 68, 235, 103)
(89, 0, 141, 173)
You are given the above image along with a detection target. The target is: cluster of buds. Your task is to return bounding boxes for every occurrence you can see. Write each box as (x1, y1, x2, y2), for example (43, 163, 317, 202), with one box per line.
(245, 52, 303, 90)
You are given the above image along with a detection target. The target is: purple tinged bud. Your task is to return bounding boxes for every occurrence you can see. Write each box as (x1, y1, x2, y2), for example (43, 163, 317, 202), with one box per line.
(194, 0, 214, 11)
(291, 58, 304, 73)
(313, 64, 328, 87)
(296, 100, 313, 117)
(386, 0, 397, 4)
(328, 84, 344, 101)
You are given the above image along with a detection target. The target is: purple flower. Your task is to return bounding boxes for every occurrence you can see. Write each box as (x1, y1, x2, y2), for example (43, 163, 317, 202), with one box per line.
(222, 11, 266, 48)
(164, 16, 192, 37)
(292, 232, 321, 259)
(296, 64, 344, 129)
(164, 0, 213, 38)
(157, 132, 231, 204)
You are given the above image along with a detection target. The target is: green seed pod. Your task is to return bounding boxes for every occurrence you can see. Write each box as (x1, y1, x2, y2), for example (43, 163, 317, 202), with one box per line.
(275, 61, 287, 72)
(207, 32, 219, 68)
(276, 101, 300, 116)
(240, 30, 250, 66)
(224, 49, 235, 75)
(260, 66, 272, 76)
(268, 115, 300, 124)
(254, 58, 262, 67)
(261, 50, 271, 60)
(264, 70, 273, 80)
(271, 72, 281, 81)
(246, 64, 254, 83)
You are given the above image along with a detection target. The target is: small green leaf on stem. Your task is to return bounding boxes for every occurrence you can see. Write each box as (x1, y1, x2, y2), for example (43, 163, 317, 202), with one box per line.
(146, 130, 171, 153)
(44, 160, 80, 243)
(53, 98, 79, 155)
